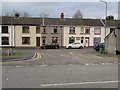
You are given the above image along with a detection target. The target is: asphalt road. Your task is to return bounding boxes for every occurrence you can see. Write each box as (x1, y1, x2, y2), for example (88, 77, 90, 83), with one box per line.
(2, 48, 119, 88)
(2, 49, 118, 66)
(2, 64, 118, 88)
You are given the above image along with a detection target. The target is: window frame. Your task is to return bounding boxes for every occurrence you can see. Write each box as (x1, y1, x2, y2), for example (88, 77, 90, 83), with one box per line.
(22, 37, 30, 45)
(42, 26, 47, 34)
(1, 37, 9, 45)
(94, 27, 101, 35)
(52, 26, 58, 34)
(85, 27, 90, 34)
(80, 27, 84, 34)
(22, 26, 29, 33)
(69, 37, 75, 44)
(69, 26, 76, 34)
(2, 26, 9, 34)
(52, 37, 58, 43)
(36, 26, 40, 33)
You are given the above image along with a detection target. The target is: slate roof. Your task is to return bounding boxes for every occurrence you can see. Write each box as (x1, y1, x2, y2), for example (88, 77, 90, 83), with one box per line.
(0, 16, 118, 27)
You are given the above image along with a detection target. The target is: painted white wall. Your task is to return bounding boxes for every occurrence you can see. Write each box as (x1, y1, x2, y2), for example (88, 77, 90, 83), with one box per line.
(63, 26, 81, 46)
(63, 26, 112, 47)
(0, 25, 15, 47)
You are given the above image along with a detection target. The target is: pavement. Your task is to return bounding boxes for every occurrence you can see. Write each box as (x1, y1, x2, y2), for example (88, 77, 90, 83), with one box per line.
(1, 47, 119, 62)
(2, 47, 119, 88)
(1, 48, 35, 62)
(73, 47, 119, 58)
(2, 64, 118, 88)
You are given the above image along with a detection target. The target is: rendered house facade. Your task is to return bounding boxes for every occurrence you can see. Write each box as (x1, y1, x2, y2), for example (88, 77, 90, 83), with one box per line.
(0, 14, 118, 48)
(105, 28, 120, 55)
(63, 26, 107, 47)
(0, 25, 15, 47)
(15, 25, 42, 47)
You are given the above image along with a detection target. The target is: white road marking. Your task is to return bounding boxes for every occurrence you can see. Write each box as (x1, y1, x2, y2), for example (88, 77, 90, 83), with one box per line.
(40, 81, 119, 87)
(40, 65, 47, 67)
(85, 64, 89, 65)
(16, 66, 21, 68)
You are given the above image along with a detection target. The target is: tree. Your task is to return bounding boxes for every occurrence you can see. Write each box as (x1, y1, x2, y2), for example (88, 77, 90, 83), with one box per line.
(22, 11, 30, 18)
(39, 12, 49, 18)
(3, 11, 30, 18)
(106, 15, 114, 20)
(73, 10, 83, 19)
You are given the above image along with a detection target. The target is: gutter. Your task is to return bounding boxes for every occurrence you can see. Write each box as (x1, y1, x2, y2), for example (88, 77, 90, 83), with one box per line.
(100, 19, 105, 26)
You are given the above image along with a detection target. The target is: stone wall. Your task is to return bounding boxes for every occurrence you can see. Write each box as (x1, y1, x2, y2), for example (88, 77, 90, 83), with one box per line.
(105, 30, 117, 55)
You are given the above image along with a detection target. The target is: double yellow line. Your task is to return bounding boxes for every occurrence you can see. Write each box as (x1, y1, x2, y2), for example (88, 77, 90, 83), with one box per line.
(0, 52, 41, 63)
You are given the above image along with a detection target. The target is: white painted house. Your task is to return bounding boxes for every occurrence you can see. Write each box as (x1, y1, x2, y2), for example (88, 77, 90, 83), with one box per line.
(1, 15, 118, 48)
(0, 25, 15, 47)
(62, 19, 117, 47)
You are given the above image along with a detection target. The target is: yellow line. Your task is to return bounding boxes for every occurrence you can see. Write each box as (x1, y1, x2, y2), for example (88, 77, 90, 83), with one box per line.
(1, 52, 42, 63)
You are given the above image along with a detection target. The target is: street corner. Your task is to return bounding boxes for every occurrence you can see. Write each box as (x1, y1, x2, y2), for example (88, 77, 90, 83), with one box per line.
(1, 52, 42, 63)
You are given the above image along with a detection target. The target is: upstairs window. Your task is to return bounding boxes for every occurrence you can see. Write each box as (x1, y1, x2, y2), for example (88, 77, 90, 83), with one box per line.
(94, 28, 101, 35)
(36, 26, 40, 33)
(80, 27, 84, 34)
(85, 27, 90, 34)
(52, 26, 58, 34)
(69, 26, 75, 34)
(22, 26, 29, 33)
(43, 26, 46, 33)
(2, 26, 8, 33)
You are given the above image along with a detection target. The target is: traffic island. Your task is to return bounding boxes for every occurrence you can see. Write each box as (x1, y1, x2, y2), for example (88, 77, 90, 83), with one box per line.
(1, 52, 39, 62)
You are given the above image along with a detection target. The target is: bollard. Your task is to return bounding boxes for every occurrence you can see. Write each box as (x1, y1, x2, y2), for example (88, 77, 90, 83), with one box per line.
(8, 49, 10, 56)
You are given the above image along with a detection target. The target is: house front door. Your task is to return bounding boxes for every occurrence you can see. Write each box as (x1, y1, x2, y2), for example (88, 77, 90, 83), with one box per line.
(85, 37, 89, 47)
(36, 37, 40, 47)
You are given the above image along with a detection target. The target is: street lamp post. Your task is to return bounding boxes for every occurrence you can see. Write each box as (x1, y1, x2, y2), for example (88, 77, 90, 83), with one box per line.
(100, 0, 107, 37)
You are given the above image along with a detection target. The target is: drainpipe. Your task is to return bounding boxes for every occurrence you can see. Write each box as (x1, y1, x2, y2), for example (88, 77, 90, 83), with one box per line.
(10, 16, 13, 53)
(61, 26, 63, 47)
(42, 18, 44, 26)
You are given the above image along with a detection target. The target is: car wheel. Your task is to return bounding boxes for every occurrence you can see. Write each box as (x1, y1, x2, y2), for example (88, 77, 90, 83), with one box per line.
(43, 47, 46, 49)
(68, 46, 72, 49)
(96, 49, 99, 51)
(55, 46, 58, 49)
(79, 46, 83, 49)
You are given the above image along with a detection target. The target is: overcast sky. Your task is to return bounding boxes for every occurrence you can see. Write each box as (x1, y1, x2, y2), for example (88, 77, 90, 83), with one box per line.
(2, 1, 119, 19)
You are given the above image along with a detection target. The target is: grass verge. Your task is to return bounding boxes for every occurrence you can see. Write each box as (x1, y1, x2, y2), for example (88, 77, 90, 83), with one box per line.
(86, 51, 100, 54)
(8, 52, 22, 56)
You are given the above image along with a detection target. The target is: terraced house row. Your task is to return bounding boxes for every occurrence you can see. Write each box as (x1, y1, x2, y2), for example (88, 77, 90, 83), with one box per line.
(0, 13, 118, 48)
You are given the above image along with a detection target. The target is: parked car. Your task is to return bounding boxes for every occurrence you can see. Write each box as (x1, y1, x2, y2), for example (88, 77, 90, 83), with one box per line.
(66, 43, 84, 49)
(41, 43, 59, 49)
(94, 43, 104, 51)
(116, 50, 120, 55)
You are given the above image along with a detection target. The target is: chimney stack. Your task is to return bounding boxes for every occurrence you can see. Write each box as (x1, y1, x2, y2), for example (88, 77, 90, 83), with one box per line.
(60, 13, 64, 19)
(15, 13, 20, 18)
